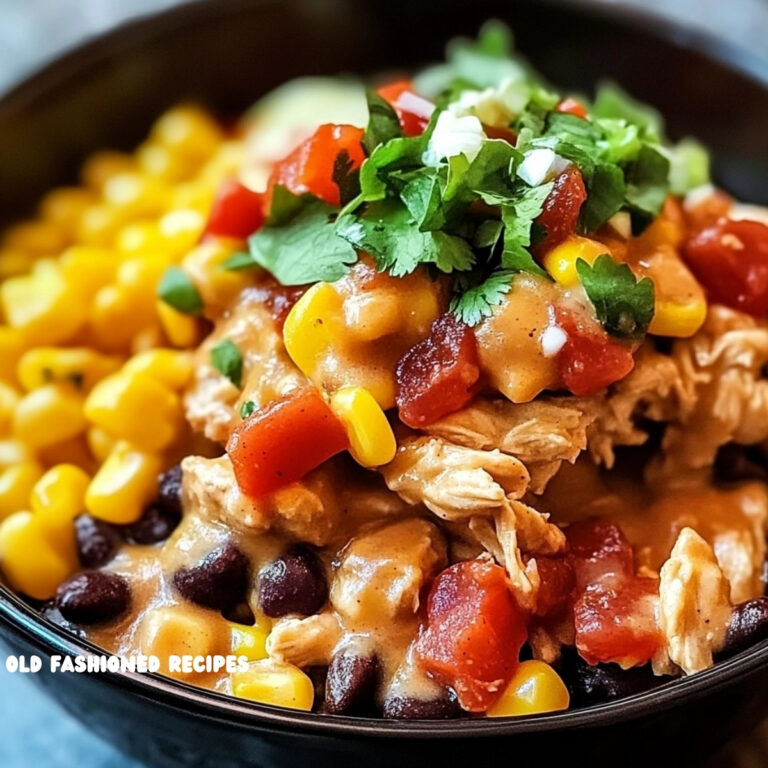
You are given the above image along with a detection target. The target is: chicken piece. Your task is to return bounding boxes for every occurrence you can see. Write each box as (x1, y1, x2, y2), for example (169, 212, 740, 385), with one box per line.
(658, 527, 732, 675)
(330, 518, 446, 627)
(266, 613, 342, 667)
(380, 436, 529, 521)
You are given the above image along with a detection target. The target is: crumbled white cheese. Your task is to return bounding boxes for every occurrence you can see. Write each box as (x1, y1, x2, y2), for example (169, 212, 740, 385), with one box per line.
(606, 211, 632, 240)
(447, 78, 529, 128)
(422, 111, 486, 166)
(730, 203, 768, 227)
(540, 324, 567, 357)
(517, 148, 570, 187)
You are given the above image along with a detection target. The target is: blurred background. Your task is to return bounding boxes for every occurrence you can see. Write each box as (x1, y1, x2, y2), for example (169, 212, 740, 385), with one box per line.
(0, 0, 767, 766)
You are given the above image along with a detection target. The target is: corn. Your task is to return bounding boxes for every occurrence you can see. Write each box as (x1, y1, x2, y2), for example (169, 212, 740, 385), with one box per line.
(85, 441, 161, 524)
(649, 297, 708, 338)
(123, 349, 194, 391)
(231, 660, 314, 711)
(151, 105, 223, 165)
(59, 246, 118, 298)
(330, 387, 396, 467)
(39, 187, 97, 236)
(169, 180, 215, 214)
(116, 221, 166, 255)
(38, 435, 97, 475)
(181, 241, 246, 310)
(81, 150, 136, 190)
(130, 325, 165, 355)
(0, 511, 73, 599)
(137, 141, 196, 183)
(542, 235, 608, 287)
(116, 254, 173, 324)
(102, 173, 169, 221)
(158, 209, 205, 256)
(486, 660, 570, 717)
(231, 617, 271, 661)
(30, 464, 90, 540)
(0, 439, 33, 468)
(0, 249, 35, 279)
(283, 282, 343, 377)
(86, 426, 116, 463)
(13, 384, 86, 448)
(0, 327, 27, 386)
(1, 260, 86, 345)
(199, 141, 246, 189)
(17, 347, 122, 392)
(2, 219, 67, 256)
(0, 462, 43, 519)
(88, 284, 147, 352)
(157, 300, 201, 348)
(76, 203, 123, 246)
(85, 370, 180, 451)
(0, 382, 19, 435)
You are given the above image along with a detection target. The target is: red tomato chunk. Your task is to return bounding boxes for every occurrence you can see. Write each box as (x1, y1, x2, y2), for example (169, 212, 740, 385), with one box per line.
(227, 387, 348, 499)
(415, 559, 528, 712)
(534, 557, 575, 618)
(683, 218, 768, 317)
(204, 179, 265, 240)
(395, 313, 481, 428)
(533, 166, 587, 256)
(267, 123, 365, 207)
(555, 98, 589, 119)
(377, 79, 434, 137)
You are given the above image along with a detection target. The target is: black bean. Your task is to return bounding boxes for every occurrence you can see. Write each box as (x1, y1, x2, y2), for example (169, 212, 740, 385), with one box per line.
(56, 572, 130, 625)
(40, 601, 87, 639)
(382, 690, 462, 720)
(122, 504, 180, 545)
(714, 444, 768, 485)
(74, 514, 121, 568)
(325, 651, 380, 715)
(719, 597, 768, 659)
(258, 546, 327, 618)
(173, 543, 250, 610)
(156, 464, 183, 518)
(560, 648, 668, 708)
(222, 601, 256, 626)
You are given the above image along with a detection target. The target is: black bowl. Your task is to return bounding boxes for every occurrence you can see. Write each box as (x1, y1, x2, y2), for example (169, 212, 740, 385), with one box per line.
(1, 1, 768, 766)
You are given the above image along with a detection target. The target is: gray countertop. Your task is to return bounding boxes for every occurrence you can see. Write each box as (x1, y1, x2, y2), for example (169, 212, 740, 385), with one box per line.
(0, 1, 767, 766)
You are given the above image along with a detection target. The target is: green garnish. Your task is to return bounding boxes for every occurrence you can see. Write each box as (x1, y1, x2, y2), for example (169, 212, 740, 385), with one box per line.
(362, 89, 403, 155)
(450, 269, 515, 326)
(240, 400, 256, 418)
(157, 267, 203, 315)
(211, 340, 243, 388)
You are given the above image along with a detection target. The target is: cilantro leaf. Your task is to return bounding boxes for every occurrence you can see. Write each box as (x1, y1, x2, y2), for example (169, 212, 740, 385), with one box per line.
(240, 400, 256, 418)
(362, 89, 403, 155)
(592, 82, 663, 141)
(580, 163, 626, 232)
(157, 267, 203, 315)
(332, 148, 361, 207)
(400, 170, 444, 230)
(335, 199, 474, 277)
(576, 254, 655, 340)
(222, 251, 257, 271)
(499, 182, 553, 276)
(625, 144, 670, 222)
(248, 193, 357, 285)
(211, 340, 243, 388)
(450, 269, 514, 326)
(666, 138, 710, 195)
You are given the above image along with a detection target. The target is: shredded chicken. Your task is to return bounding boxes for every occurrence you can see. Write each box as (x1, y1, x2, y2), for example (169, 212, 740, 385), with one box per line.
(658, 527, 732, 675)
(266, 613, 342, 667)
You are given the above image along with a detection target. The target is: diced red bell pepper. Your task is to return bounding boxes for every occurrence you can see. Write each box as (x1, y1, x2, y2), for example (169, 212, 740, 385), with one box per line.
(415, 559, 528, 712)
(683, 218, 768, 317)
(267, 123, 366, 207)
(204, 179, 265, 240)
(226, 387, 348, 499)
(556, 310, 635, 396)
(395, 313, 481, 428)
(377, 79, 434, 137)
(533, 166, 587, 256)
(534, 557, 575, 618)
(556, 98, 589, 119)
(566, 519, 635, 591)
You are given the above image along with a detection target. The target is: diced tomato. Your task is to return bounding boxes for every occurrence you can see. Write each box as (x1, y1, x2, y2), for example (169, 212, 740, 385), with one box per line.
(574, 578, 663, 667)
(556, 310, 635, 396)
(204, 179, 265, 240)
(683, 218, 768, 317)
(483, 124, 518, 144)
(556, 98, 589, 119)
(377, 79, 434, 137)
(395, 313, 481, 428)
(565, 519, 635, 591)
(533, 167, 587, 256)
(534, 557, 575, 618)
(683, 188, 731, 231)
(415, 559, 528, 712)
(226, 387, 349, 499)
(247, 277, 307, 330)
(267, 123, 365, 207)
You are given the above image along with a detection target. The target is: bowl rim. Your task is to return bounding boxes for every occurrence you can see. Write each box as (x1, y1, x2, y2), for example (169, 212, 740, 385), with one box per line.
(1, 0, 768, 739)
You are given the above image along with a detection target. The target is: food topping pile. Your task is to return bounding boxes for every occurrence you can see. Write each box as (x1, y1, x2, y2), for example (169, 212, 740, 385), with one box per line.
(2, 22, 768, 719)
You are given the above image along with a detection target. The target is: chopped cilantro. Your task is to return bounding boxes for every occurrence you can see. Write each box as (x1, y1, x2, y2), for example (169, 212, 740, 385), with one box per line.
(576, 254, 655, 340)
(211, 340, 243, 388)
(157, 267, 203, 315)
(362, 89, 403, 155)
(222, 251, 256, 271)
(450, 269, 514, 326)
(240, 400, 256, 418)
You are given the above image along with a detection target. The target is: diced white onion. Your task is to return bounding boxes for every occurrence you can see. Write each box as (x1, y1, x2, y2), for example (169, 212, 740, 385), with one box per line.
(422, 111, 485, 166)
(540, 324, 567, 357)
(517, 148, 570, 187)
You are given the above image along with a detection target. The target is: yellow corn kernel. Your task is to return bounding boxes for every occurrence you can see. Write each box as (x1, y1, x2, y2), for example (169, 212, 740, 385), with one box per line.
(151, 105, 223, 164)
(231, 660, 314, 711)
(0, 249, 35, 279)
(0, 382, 19, 435)
(39, 187, 96, 236)
(31, 464, 90, 534)
(231, 617, 272, 661)
(0, 326, 27, 386)
(13, 384, 86, 448)
(38, 434, 97, 475)
(1, 260, 86, 345)
(85, 441, 161, 524)
(0, 439, 33, 468)
(17, 347, 122, 393)
(123, 349, 194, 391)
(487, 660, 570, 717)
(81, 150, 137, 190)
(181, 241, 247, 310)
(199, 141, 246, 189)
(330, 387, 396, 467)
(2, 219, 67, 256)
(84, 371, 181, 451)
(76, 203, 124, 247)
(169, 180, 215, 214)
(103, 173, 169, 222)
(157, 300, 201, 349)
(59, 245, 119, 298)
(542, 235, 609, 287)
(86, 426, 116, 463)
(283, 282, 344, 376)
(158, 209, 205, 256)
(137, 141, 196, 183)
(130, 324, 165, 355)
(648, 296, 708, 338)
(0, 511, 73, 599)
(116, 254, 173, 323)
(88, 284, 146, 352)
(0, 462, 43, 519)
(116, 220, 165, 254)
